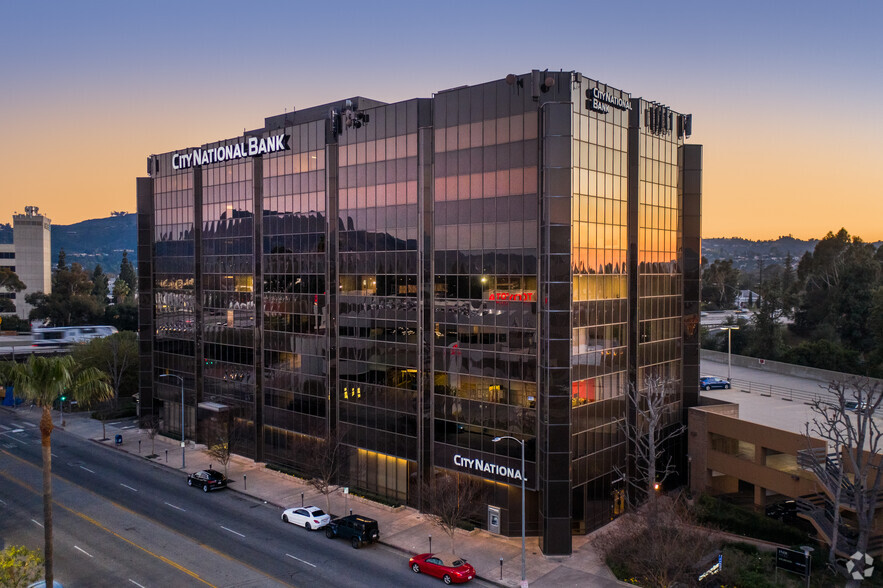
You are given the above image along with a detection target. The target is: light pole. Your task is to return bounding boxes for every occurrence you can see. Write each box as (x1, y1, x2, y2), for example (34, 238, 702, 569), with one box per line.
(710, 326, 739, 381)
(159, 373, 185, 468)
(493, 435, 527, 588)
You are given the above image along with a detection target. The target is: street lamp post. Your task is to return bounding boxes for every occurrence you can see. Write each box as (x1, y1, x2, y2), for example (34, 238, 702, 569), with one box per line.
(158, 373, 185, 468)
(493, 435, 527, 588)
(710, 326, 739, 381)
(722, 326, 739, 381)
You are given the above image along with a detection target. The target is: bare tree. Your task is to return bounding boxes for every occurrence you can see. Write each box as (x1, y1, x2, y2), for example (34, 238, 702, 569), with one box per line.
(599, 496, 717, 588)
(144, 414, 160, 458)
(804, 377, 883, 584)
(423, 473, 486, 553)
(298, 432, 342, 516)
(616, 375, 686, 514)
(205, 420, 242, 477)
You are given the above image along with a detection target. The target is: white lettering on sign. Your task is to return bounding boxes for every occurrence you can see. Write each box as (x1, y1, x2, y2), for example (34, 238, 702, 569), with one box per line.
(453, 454, 524, 481)
(585, 87, 632, 114)
(172, 134, 290, 170)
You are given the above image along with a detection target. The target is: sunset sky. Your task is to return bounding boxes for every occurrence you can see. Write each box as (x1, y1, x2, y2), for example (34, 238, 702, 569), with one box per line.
(1, 1, 880, 241)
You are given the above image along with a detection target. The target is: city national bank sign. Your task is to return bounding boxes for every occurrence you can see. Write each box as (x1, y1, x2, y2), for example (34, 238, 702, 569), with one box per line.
(454, 454, 524, 482)
(172, 134, 290, 170)
(586, 87, 632, 115)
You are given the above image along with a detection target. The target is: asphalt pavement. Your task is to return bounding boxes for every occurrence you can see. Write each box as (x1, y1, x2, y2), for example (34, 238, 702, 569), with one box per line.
(1, 405, 625, 588)
(1, 412, 457, 588)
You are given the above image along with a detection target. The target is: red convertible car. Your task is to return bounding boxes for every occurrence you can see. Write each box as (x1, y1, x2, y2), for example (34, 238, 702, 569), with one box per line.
(409, 553, 475, 584)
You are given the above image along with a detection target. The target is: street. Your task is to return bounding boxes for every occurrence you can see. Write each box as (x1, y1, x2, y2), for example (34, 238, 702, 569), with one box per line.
(0, 411, 469, 587)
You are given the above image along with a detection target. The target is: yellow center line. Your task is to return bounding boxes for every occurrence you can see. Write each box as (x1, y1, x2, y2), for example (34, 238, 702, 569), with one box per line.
(0, 448, 290, 587)
(1, 448, 291, 585)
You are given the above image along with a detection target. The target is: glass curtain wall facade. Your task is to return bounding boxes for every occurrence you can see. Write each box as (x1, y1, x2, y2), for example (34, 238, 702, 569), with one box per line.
(262, 120, 328, 462)
(138, 71, 701, 556)
(337, 100, 424, 502)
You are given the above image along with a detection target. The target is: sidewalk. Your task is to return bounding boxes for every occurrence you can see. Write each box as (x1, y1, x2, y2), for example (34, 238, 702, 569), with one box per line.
(5, 406, 628, 587)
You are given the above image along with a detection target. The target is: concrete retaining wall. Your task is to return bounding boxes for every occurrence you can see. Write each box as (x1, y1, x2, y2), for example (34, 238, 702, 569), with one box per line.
(701, 349, 883, 386)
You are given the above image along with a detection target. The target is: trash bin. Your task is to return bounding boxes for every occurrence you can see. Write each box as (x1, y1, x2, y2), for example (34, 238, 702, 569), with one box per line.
(115, 434, 122, 446)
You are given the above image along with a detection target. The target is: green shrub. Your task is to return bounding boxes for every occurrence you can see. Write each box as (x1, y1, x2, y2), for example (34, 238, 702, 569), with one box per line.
(693, 494, 809, 545)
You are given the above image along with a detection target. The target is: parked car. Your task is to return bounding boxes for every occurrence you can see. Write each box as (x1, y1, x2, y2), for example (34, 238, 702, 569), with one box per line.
(324, 514, 380, 548)
(699, 376, 731, 390)
(187, 469, 227, 492)
(409, 553, 476, 584)
(281, 506, 331, 530)
(765, 499, 797, 522)
(845, 400, 868, 412)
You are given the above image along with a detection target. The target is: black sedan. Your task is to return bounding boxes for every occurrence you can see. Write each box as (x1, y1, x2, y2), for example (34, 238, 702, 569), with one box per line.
(699, 376, 731, 390)
(187, 469, 228, 492)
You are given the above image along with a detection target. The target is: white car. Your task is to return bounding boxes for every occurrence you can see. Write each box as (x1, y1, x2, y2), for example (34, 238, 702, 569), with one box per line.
(281, 506, 331, 530)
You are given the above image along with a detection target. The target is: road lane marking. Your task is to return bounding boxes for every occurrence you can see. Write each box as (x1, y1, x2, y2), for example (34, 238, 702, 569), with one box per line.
(285, 553, 316, 567)
(74, 545, 94, 558)
(121, 483, 139, 492)
(0, 452, 273, 588)
(121, 425, 136, 430)
(129, 580, 146, 588)
(0, 498, 6, 505)
(31, 518, 44, 528)
(164, 501, 186, 512)
(11, 422, 25, 428)
(0, 424, 10, 430)
(0, 467, 217, 587)
(79, 465, 96, 473)
(51, 453, 58, 458)
(108, 422, 121, 426)
(220, 526, 245, 538)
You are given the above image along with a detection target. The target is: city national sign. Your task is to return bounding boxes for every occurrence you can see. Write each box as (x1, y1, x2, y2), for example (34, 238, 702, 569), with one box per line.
(454, 454, 524, 482)
(586, 88, 632, 114)
(172, 134, 290, 170)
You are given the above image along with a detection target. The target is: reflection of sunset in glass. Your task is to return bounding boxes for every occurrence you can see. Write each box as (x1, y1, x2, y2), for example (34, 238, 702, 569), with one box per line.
(1, 2, 880, 240)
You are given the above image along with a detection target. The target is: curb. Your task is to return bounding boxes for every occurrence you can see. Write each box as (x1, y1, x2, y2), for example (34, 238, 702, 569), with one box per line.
(83, 429, 508, 587)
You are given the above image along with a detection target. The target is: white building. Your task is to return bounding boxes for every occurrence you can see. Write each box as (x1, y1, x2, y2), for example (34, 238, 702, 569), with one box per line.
(12, 206, 52, 319)
(735, 289, 758, 308)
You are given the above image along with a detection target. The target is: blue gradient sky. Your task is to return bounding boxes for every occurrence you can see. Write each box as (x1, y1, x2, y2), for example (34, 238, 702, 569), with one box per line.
(1, 0, 880, 240)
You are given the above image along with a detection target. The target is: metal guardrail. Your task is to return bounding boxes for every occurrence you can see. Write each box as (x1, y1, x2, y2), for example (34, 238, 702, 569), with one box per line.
(0, 347, 69, 361)
(720, 377, 827, 405)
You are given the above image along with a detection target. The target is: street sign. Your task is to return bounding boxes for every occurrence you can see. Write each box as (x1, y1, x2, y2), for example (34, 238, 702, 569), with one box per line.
(698, 554, 723, 581)
(343, 487, 349, 494)
(776, 547, 808, 576)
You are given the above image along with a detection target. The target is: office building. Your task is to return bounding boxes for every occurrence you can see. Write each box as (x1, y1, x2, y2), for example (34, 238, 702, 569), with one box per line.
(137, 70, 702, 554)
(12, 206, 52, 320)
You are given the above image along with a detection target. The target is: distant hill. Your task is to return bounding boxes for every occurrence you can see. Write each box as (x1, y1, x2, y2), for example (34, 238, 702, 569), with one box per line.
(703, 235, 882, 272)
(0, 214, 136, 274)
(0, 217, 879, 277)
(702, 236, 819, 272)
(52, 214, 137, 273)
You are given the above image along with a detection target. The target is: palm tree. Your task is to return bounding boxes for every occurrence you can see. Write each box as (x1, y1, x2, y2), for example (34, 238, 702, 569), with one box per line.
(5, 355, 112, 587)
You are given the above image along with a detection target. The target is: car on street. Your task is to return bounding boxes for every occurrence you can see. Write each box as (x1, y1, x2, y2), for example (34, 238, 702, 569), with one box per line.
(187, 469, 227, 492)
(281, 506, 331, 530)
(409, 553, 476, 584)
(699, 376, 731, 390)
(324, 514, 380, 548)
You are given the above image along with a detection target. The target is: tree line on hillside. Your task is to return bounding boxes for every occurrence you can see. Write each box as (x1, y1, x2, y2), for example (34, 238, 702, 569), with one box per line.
(0, 249, 137, 332)
(702, 228, 883, 376)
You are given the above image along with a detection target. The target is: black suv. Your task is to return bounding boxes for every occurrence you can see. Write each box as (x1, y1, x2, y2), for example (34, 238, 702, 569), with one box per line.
(325, 515, 380, 548)
(187, 469, 227, 492)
